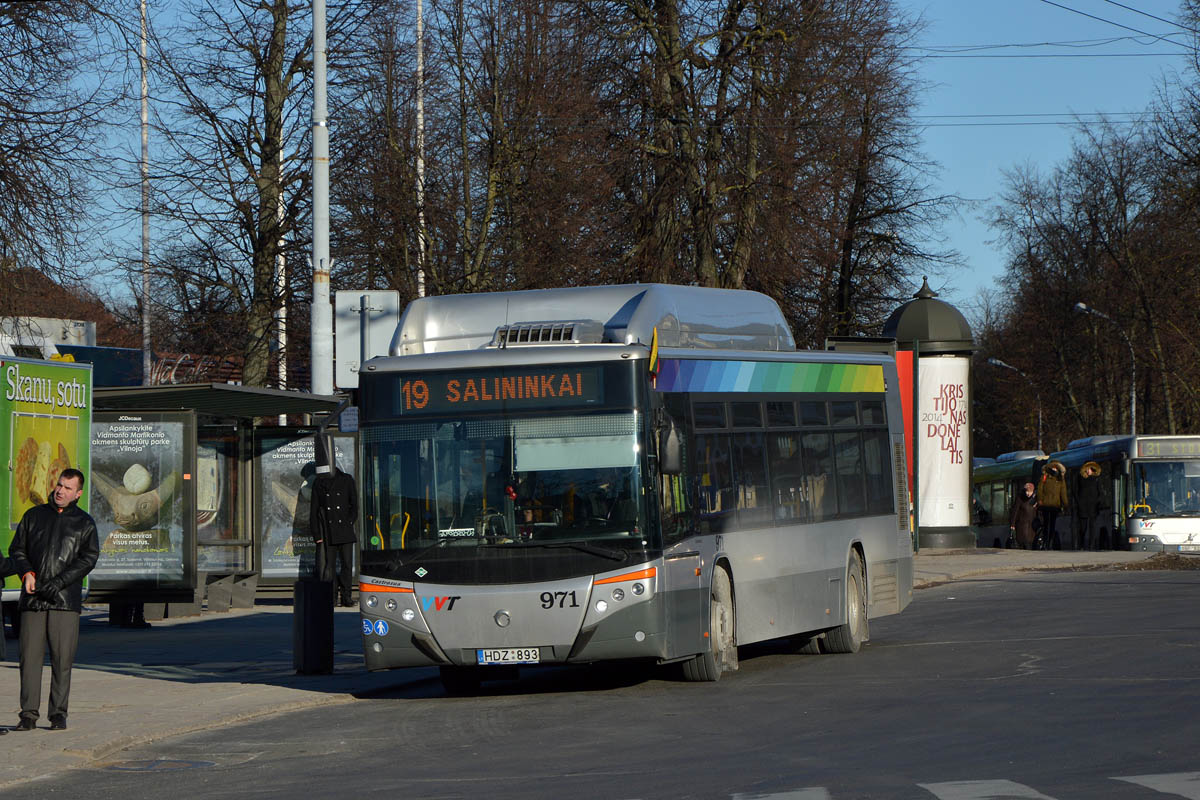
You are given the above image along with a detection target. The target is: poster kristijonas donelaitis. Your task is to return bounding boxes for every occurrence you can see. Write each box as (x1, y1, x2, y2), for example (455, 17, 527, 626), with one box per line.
(917, 356, 970, 528)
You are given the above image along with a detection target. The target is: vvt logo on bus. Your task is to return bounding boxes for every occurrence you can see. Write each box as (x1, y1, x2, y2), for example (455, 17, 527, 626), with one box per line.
(422, 595, 461, 611)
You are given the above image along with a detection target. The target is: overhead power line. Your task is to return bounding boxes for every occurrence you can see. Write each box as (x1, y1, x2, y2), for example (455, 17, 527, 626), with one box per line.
(1099, 0, 1199, 34)
(919, 120, 1139, 128)
(916, 112, 1148, 119)
(916, 33, 1188, 53)
(1037, 0, 1192, 50)
(922, 52, 1179, 58)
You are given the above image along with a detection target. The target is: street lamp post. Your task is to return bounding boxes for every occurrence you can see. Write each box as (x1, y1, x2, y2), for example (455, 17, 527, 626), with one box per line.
(986, 357, 1042, 451)
(1074, 302, 1136, 437)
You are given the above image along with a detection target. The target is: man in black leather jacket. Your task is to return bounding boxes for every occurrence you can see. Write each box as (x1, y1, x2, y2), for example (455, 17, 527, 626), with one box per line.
(9, 467, 100, 732)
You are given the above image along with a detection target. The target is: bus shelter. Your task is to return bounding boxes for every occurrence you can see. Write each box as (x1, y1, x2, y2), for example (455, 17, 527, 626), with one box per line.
(91, 383, 350, 616)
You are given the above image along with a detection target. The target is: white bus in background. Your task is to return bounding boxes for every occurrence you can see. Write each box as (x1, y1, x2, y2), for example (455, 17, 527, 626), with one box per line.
(355, 284, 914, 693)
(1058, 435, 1200, 552)
(974, 434, 1200, 552)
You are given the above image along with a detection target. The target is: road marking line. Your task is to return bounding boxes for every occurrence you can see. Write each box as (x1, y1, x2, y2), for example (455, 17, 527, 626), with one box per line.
(1115, 772, 1200, 798)
(731, 791, 831, 799)
(918, 779, 1057, 799)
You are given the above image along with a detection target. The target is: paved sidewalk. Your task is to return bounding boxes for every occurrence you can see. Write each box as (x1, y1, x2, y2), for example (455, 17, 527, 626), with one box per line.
(0, 548, 1161, 789)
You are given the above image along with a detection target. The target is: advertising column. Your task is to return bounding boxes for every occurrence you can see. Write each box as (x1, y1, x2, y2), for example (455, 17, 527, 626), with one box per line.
(2, 357, 93, 601)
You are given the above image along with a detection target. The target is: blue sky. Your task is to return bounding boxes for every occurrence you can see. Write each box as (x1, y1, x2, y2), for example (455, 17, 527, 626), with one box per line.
(903, 0, 1193, 315)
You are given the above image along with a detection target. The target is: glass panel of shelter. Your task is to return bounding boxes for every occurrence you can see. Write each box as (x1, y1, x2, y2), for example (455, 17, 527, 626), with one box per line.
(196, 428, 248, 572)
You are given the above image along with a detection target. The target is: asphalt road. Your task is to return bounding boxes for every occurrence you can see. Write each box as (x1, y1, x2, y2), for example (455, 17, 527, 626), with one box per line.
(30, 570, 1200, 800)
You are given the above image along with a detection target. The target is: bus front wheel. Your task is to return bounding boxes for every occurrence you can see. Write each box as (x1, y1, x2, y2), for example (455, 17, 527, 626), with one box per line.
(824, 551, 868, 654)
(683, 567, 737, 681)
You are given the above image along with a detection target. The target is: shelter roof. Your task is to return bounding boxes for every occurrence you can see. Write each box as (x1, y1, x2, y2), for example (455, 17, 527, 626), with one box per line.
(94, 382, 343, 420)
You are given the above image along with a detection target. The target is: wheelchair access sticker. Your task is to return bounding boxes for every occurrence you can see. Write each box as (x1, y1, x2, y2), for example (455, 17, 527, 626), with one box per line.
(362, 619, 390, 636)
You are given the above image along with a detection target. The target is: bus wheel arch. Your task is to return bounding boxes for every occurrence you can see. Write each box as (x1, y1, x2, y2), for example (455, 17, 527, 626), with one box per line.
(682, 562, 737, 681)
(824, 547, 868, 654)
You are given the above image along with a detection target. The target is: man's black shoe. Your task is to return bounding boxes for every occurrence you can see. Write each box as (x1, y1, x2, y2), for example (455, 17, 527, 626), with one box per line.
(49, 717, 66, 730)
(14, 717, 35, 731)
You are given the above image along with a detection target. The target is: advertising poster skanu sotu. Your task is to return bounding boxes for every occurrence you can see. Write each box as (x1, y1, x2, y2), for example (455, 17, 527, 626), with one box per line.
(2, 357, 93, 598)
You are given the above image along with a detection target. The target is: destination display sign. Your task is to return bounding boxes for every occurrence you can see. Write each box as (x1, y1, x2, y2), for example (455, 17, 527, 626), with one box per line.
(395, 367, 603, 414)
(1137, 437, 1200, 458)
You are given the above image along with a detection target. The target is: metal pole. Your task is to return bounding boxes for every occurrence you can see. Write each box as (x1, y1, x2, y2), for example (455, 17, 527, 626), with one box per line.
(276, 145, 287, 423)
(311, 0, 333, 394)
(140, 0, 151, 385)
(359, 294, 369, 379)
(911, 339, 919, 552)
(415, 0, 426, 298)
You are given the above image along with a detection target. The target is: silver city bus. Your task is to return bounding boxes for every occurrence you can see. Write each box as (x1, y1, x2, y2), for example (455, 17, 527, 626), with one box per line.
(356, 285, 914, 692)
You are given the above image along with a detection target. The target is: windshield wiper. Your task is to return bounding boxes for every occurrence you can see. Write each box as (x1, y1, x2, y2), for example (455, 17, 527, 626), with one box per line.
(400, 537, 456, 564)
(486, 541, 628, 561)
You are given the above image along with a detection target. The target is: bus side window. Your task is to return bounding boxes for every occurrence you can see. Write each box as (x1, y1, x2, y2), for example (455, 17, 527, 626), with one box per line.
(732, 431, 772, 527)
(660, 472, 691, 544)
(769, 432, 807, 522)
(659, 394, 696, 544)
(801, 431, 837, 522)
(834, 431, 866, 515)
(696, 433, 735, 533)
(863, 429, 893, 514)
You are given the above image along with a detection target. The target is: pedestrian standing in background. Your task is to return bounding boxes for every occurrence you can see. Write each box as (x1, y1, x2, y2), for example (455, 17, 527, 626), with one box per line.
(1074, 461, 1104, 550)
(1009, 481, 1039, 550)
(9, 468, 100, 731)
(1037, 460, 1069, 550)
(310, 464, 358, 607)
(0, 547, 17, 731)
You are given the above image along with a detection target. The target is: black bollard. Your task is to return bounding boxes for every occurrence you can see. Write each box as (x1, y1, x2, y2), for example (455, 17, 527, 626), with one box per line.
(293, 578, 334, 674)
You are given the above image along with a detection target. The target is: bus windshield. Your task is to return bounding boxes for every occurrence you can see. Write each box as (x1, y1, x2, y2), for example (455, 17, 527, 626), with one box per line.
(362, 412, 650, 562)
(1131, 460, 1200, 516)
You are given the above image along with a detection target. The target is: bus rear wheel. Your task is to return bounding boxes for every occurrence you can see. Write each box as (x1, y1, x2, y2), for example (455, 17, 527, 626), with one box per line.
(682, 567, 737, 681)
(824, 551, 867, 654)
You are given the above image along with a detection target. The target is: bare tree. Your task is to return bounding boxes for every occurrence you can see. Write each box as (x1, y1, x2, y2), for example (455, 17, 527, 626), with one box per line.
(327, 0, 951, 343)
(0, 1, 122, 290)
(982, 118, 1200, 450)
(141, 0, 376, 385)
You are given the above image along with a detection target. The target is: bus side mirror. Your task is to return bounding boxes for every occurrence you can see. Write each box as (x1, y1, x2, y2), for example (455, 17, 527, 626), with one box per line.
(660, 420, 682, 476)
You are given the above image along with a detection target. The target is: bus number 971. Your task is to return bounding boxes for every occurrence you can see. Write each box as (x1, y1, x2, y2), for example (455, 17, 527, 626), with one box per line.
(541, 591, 579, 609)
